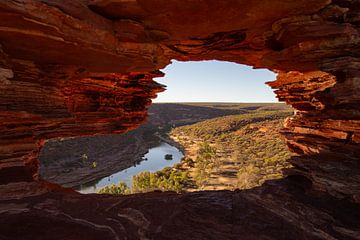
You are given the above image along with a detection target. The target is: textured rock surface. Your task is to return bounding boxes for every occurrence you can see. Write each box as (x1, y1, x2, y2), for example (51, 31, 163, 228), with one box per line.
(0, 0, 359, 239)
(0, 178, 359, 240)
(39, 130, 150, 188)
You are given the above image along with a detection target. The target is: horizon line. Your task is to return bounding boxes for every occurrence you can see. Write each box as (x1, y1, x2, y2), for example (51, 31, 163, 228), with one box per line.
(152, 101, 283, 104)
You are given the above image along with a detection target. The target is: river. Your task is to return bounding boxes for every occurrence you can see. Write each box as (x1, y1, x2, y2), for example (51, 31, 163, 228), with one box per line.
(75, 142, 184, 194)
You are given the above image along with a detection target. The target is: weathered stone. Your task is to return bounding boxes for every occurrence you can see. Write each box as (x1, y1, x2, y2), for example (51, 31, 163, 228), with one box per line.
(0, 0, 359, 239)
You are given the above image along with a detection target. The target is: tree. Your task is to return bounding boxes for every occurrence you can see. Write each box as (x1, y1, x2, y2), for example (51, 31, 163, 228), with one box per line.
(98, 181, 130, 195)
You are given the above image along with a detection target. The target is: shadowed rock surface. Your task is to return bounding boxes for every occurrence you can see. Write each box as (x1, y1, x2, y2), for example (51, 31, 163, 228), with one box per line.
(0, 0, 359, 239)
(1, 178, 359, 240)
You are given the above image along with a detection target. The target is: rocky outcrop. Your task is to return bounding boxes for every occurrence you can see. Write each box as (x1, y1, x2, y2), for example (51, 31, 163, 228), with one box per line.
(0, 178, 359, 240)
(39, 130, 151, 188)
(0, 0, 359, 239)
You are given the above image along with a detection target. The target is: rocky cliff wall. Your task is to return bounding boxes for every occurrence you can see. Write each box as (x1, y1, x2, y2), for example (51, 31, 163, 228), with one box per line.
(0, 1, 359, 239)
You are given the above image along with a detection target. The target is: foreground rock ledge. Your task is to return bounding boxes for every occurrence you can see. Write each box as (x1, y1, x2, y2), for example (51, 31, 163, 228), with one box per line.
(0, 1, 359, 239)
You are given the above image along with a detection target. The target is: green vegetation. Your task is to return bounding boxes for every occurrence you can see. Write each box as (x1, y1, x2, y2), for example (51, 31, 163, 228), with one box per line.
(236, 164, 261, 189)
(98, 181, 130, 195)
(98, 166, 189, 195)
(132, 167, 188, 193)
(171, 109, 294, 190)
(98, 108, 294, 194)
(171, 110, 291, 140)
(194, 143, 218, 188)
(182, 157, 195, 167)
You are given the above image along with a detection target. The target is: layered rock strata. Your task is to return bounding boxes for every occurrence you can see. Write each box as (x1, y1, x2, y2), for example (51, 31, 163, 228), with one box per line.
(0, 0, 359, 239)
(0, 178, 359, 240)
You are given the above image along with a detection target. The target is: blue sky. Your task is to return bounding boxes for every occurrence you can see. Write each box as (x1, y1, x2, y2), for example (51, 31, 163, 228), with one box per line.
(153, 60, 278, 103)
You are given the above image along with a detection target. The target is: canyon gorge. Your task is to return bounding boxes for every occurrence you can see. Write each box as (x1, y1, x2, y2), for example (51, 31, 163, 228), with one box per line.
(0, 0, 359, 239)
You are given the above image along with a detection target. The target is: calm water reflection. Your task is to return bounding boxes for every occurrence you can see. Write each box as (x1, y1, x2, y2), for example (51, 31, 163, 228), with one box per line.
(75, 142, 183, 194)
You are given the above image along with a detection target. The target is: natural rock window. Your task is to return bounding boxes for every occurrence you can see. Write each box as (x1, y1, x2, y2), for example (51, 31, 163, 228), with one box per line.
(39, 61, 294, 194)
(0, 1, 359, 239)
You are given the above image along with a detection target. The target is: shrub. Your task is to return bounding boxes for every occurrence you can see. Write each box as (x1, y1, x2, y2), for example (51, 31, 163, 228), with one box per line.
(183, 157, 195, 167)
(132, 168, 188, 193)
(98, 181, 130, 195)
(194, 142, 218, 188)
(236, 164, 261, 189)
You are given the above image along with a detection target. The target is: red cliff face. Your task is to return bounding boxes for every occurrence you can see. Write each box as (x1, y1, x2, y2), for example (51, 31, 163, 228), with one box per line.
(0, 1, 359, 239)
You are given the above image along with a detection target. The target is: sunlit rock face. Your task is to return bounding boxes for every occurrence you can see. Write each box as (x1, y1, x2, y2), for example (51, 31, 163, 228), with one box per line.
(0, 0, 359, 239)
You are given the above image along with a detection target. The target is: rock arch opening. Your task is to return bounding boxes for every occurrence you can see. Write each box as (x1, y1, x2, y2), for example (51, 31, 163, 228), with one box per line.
(38, 60, 295, 194)
(0, 0, 359, 239)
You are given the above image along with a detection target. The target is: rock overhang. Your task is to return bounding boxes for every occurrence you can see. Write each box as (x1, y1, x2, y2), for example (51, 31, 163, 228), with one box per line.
(0, 1, 359, 239)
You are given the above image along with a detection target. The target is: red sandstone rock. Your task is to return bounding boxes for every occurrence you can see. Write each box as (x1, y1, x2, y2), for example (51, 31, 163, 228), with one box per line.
(0, 0, 359, 239)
